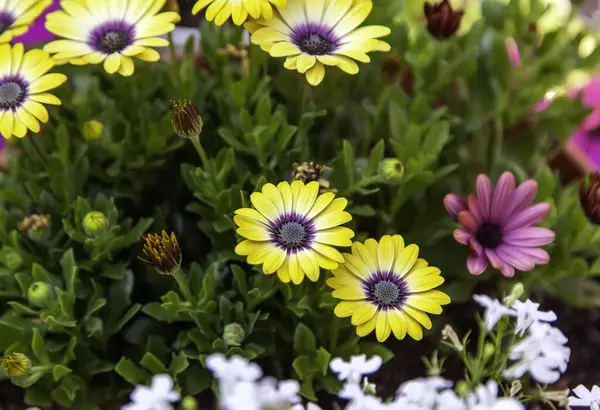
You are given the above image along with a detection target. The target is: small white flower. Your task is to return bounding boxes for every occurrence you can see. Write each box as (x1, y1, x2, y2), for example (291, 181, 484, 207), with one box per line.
(338, 382, 365, 401)
(503, 323, 570, 384)
(568, 385, 600, 410)
(257, 377, 301, 408)
(206, 354, 262, 396)
(346, 393, 387, 410)
(329, 355, 382, 384)
(122, 374, 180, 410)
(508, 299, 557, 336)
(467, 381, 524, 410)
(221, 380, 261, 410)
(473, 295, 512, 331)
(395, 376, 454, 409)
(437, 390, 467, 410)
(290, 403, 324, 410)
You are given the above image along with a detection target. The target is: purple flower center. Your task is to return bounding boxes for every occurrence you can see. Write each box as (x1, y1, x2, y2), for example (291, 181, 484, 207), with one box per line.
(292, 24, 338, 55)
(476, 222, 503, 249)
(0, 77, 27, 111)
(363, 271, 408, 310)
(269, 213, 315, 253)
(0, 12, 14, 34)
(89, 21, 135, 54)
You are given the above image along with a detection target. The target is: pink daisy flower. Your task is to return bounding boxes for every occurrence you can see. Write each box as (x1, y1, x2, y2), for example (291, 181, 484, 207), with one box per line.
(443, 172, 555, 277)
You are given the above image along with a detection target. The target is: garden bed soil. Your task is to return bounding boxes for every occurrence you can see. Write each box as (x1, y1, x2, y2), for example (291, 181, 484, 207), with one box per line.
(2, 294, 598, 409)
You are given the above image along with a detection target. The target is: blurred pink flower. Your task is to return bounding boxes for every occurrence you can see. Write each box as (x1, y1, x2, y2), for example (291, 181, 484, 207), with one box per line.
(506, 37, 521, 67)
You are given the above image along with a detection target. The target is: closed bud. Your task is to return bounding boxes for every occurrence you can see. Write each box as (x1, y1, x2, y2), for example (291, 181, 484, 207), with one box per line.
(28, 281, 53, 307)
(505, 282, 524, 306)
(223, 323, 245, 346)
(482, 342, 495, 361)
(291, 162, 336, 194)
(424, 0, 464, 40)
(171, 100, 203, 139)
(2, 353, 31, 378)
(580, 173, 600, 225)
(509, 380, 522, 397)
(181, 396, 198, 410)
(456, 380, 470, 398)
(18, 214, 51, 242)
(379, 158, 405, 184)
(82, 120, 104, 140)
(83, 211, 108, 236)
(1, 247, 23, 270)
(441, 324, 463, 352)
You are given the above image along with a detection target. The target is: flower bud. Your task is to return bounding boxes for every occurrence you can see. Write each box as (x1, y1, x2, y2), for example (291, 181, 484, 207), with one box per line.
(505, 37, 521, 68)
(509, 380, 522, 397)
(139, 231, 182, 275)
(223, 323, 245, 346)
(2, 353, 31, 378)
(1, 247, 23, 270)
(482, 342, 495, 361)
(505, 282, 524, 306)
(82, 120, 104, 140)
(580, 173, 600, 225)
(441, 324, 463, 352)
(456, 380, 470, 398)
(171, 100, 203, 139)
(83, 211, 108, 236)
(18, 214, 51, 242)
(379, 158, 405, 184)
(28, 282, 54, 307)
(181, 396, 198, 410)
(424, 0, 464, 40)
(291, 162, 336, 194)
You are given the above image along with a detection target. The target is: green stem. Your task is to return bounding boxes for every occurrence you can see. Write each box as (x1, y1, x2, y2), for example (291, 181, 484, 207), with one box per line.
(167, 32, 179, 70)
(172, 269, 194, 304)
(190, 134, 210, 172)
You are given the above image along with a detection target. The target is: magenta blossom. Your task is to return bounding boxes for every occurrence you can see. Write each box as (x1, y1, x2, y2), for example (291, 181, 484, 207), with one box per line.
(505, 37, 521, 67)
(443, 172, 555, 277)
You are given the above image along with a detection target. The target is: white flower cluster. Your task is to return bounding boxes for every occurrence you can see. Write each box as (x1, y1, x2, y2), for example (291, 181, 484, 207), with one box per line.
(473, 295, 570, 384)
(121, 374, 181, 410)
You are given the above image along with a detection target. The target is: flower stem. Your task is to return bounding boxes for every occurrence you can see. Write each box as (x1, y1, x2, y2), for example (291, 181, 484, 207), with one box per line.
(167, 32, 179, 70)
(190, 134, 210, 171)
(172, 269, 194, 304)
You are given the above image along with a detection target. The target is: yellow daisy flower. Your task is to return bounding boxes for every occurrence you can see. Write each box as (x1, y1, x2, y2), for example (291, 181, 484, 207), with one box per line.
(234, 181, 354, 284)
(192, 0, 285, 26)
(327, 235, 451, 342)
(43, 0, 181, 76)
(245, 0, 391, 86)
(0, 43, 67, 139)
(0, 0, 52, 44)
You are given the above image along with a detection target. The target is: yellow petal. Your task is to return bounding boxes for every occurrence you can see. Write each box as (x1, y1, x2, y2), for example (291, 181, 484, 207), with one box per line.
(403, 305, 432, 330)
(11, 118, 27, 138)
(135, 48, 161, 62)
(0, 111, 14, 139)
(245, 242, 274, 264)
(405, 291, 447, 314)
(313, 251, 339, 270)
(341, 25, 391, 43)
(298, 250, 320, 282)
(205, 0, 226, 21)
(243, 0, 261, 19)
(296, 53, 316, 74)
(388, 309, 407, 339)
(334, 300, 360, 317)
(393, 244, 419, 277)
(335, 55, 359, 74)
(23, 101, 49, 123)
(311, 242, 344, 263)
(352, 241, 377, 275)
(28, 93, 61, 105)
(306, 0, 326, 23)
(290, 180, 303, 210)
(236, 227, 271, 241)
(406, 274, 445, 293)
(312, 210, 352, 230)
(103, 53, 121, 74)
(377, 235, 395, 273)
(117, 55, 135, 76)
(262, 183, 285, 216)
(332, 1, 373, 38)
(305, 192, 335, 220)
(305, 61, 325, 86)
(16, 108, 39, 133)
(392, 235, 405, 254)
(235, 239, 268, 255)
(331, 284, 365, 300)
(342, 253, 371, 280)
(235, 207, 271, 225)
(214, 4, 232, 25)
(375, 311, 391, 342)
(322, 0, 353, 28)
(277, 257, 292, 283)
(277, 181, 293, 214)
(263, 247, 286, 274)
(251, 27, 286, 45)
(288, 253, 304, 284)
(250, 192, 280, 221)
(260, 1, 273, 19)
(192, 0, 214, 14)
(314, 227, 354, 247)
(351, 302, 377, 325)
(269, 41, 301, 57)
(403, 311, 424, 341)
(356, 315, 377, 337)
(28, 73, 67, 93)
(296, 181, 320, 216)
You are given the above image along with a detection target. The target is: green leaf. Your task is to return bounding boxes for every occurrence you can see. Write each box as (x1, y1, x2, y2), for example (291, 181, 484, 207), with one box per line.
(299, 377, 317, 401)
(168, 352, 189, 377)
(115, 357, 150, 385)
(59, 249, 78, 295)
(294, 323, 317, 355)
(292, 355, 312, 380)
(141, 352, 169, 374)
(231, 265, 248, 298)
(52, 365, 72, 382)
(31, 263, 51, 283)
(366, 140, 385, 176)
(142, 302, 177, 322)
(347, 204, 376, 217)
(315, 347, 331, 376)
(32, 328, 51, 364)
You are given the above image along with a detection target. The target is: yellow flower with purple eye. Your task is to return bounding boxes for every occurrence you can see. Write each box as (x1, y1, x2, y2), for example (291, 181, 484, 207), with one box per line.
(0, 43, 67, 139)
(43, 0, 180, 76)
(192, 0, 286, 26)
(244, 0, 391, 86)
(0, 0, 52, 44)
(234, 181, 355, 284)
(327, 235, 450, 342)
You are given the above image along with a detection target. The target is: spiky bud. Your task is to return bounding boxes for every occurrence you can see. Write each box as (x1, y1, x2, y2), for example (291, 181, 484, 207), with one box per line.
(83, 211, 108, 236)
(138, 231, 182, 275)
(2, 353, 31, 378)
(171, 100, 203, 139)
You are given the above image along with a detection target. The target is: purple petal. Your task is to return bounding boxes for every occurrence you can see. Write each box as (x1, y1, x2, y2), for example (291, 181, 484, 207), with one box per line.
(495, 245, 536, 271)
(443, 194, 467, 219)
(453, 229, 471, 245)
(502, 180, 538, 219)
(458, 210, 479, 234)
(476, 174, 493, 221)
(469, 237, 483, 255)
(491, 172, 516, 223)
(518, 247, 550, 264)
(503, 203, 552, 232)
(503, 227, 555, 247)
(467, 252, 488, 275)
(485, 248, 515, 277)
(466, 194, 483, 225)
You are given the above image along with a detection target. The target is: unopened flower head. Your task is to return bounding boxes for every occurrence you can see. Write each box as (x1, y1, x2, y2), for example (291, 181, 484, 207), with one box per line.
(379, 158, 405, 184)
(424, 0, 464, 40)
(441, 324, 463, 352)
(223, 323, 246, 346)
(28, 282, 54, 307)
(291, 162, 336, 194)
(18, 214, 51, 242)
(171, 100, 203, 139)
(83, 120, 104, 140)
(2, 353, 31, 378)
(580, 173, 600, 225)
(83, 211, 108, 236)
(138, 231, 182, 275)
(505, 282, 524, 306)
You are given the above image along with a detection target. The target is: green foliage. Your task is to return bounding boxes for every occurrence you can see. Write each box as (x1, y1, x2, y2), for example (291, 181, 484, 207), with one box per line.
(1, 0, 599, 407)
